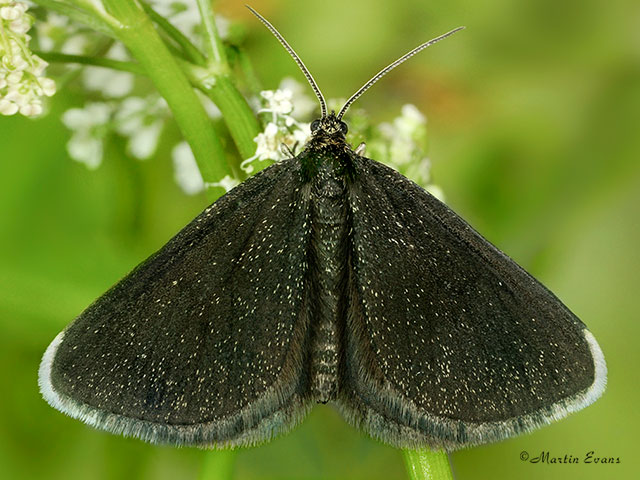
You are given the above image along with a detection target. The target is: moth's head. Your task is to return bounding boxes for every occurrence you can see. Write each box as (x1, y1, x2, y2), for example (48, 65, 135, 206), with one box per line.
(310, 112, 348, 139)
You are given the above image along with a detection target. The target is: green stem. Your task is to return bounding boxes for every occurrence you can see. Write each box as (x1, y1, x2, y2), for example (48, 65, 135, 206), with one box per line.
(233, 46, 263, 95)
(186, 67, 261, 174)
(403, 449, 453, 480)
(140, 1, 207, 66)
(212, 76, 260, 170)
(101, 0, 231, 200)
(35, 51, 146, 75)
(196, 0, 227, 67)
(193, 0, 260, 167)
(199, 451, 237, 480)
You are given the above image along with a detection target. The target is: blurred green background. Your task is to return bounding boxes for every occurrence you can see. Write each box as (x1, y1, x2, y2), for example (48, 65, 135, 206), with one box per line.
(1, 0, 638, 479)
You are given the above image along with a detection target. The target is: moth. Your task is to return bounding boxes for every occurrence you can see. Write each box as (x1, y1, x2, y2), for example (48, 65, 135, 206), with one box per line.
(39, 7, 606, 451)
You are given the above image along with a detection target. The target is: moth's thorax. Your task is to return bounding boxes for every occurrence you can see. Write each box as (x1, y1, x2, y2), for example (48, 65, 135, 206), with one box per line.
(299, 139, 355, 186)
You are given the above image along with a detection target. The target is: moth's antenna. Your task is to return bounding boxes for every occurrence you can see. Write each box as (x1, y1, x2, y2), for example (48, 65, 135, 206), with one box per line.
(337, 26, 465, 120)
(247, 6, 328, 118)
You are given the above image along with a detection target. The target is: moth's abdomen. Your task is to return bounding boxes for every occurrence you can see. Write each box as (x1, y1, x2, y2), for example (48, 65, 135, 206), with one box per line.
(308, 163, 350, 403)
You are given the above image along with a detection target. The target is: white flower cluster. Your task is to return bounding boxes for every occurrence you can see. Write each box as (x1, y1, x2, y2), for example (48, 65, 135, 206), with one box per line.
(82, 44, 135, 98)
(34, 9, 90, 55)
(0, 1, 56, 116)
(62, 102, 112, 170)
(242, 79, 313, 174)
(371, 104, 443, 199)
(62, 94, 170, 170)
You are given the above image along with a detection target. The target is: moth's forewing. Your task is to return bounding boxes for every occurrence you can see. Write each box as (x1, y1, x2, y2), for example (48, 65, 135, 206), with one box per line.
(39, 159, 316, 447)
(338, 156, 606, 450)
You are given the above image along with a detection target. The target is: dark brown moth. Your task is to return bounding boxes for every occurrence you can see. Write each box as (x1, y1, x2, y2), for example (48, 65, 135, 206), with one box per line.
(39, 7, 606, 451)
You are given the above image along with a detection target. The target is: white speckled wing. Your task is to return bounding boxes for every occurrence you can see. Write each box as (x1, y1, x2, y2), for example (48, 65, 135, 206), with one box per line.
(337, 156, 606, 450)
(39, 159, 315, 448)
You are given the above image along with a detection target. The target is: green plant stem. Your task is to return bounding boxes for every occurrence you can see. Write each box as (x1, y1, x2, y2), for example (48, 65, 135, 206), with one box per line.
(141, 1, 207, 66)
(403, 449, 453, 480)
(196, 0, 227, 66)
(36, 51, 146, 75)
(233, 46, 263, 95)
(190, 1, 260, 170)
(184, 64, 261, 174)
(101, 0, 231, 200)
(207, 76, 259, 162)
(199, 451, 237, 480)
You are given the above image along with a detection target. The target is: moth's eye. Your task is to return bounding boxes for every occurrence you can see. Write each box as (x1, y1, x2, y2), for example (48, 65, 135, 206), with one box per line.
(339, 121, 348, 135)
(310, 119, 321, 132)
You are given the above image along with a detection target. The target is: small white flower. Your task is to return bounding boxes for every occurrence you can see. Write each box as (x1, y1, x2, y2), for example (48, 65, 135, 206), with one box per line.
(6, 70, 23, 84)
(206, 175, 239, 193)
(114, 97, 147, 131)
(404, 157, 432, 186)
(245, 78, 316, 173)
(260, 89, 293, 116)
(40, 77, 56, 96)
(426, 184, 445, 202)
(9, 17, 30, 34)
(279, 77, 317, 120)
(172, 141, 204, 195)
(128, 121, 163, 159)
(62, 102, 114, 168)
(67, 132, 104, 169)
(60, 35, 90, 55)
(389, 137, 415, 166)
(114, 95, 168, 159)
(0, 98, 18, 115)
(251, 122, 281, 162)
(62, 102, 112, 129)
(292, 126, 311, 145)
(214, 16, 230, 40)
(81, 44, 133, 98)
(401, 103, 426, 123)
(19, 101, 41, 116)
(242, 120, 310, 174)
(362, 103, 439, 190)
(395, 103, 426, 137)
(376, 103, 429, 167)
(82, 69, 133, 98)
(1, 6, 20, 21)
